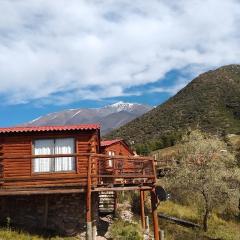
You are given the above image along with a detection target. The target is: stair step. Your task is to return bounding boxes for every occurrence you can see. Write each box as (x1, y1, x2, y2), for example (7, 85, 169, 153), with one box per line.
(99, 204, 114, 208)
(99, 210, 115, 213)
(98, 191, 116, 215)
(99, 197, 115, 199)
(99, 196, 115, 198)
(99, 202, 114, 205)
(99, 208, 114, 210)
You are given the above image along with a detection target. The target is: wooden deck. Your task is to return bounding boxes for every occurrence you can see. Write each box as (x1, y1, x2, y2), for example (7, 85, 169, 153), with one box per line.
(0, 153, 156, 195)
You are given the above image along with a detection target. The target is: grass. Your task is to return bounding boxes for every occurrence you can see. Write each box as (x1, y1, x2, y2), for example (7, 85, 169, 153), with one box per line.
(109, 220, 143, 240)
(158, 201, 240, 240)
(207, 215, 240, 240)
(0, 228, 78, 240)
(158, 201, 200, 223)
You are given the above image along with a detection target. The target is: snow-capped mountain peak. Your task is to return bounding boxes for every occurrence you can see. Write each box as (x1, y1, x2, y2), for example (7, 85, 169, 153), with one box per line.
(24, 102, 152, 135)
(106, 101, 142, 112)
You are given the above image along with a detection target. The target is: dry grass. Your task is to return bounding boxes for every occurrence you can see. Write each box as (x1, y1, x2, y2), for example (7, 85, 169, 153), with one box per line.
(158, 201, 240, 240)
(158, 201, 200, 223)
(0, 228, 78, 240)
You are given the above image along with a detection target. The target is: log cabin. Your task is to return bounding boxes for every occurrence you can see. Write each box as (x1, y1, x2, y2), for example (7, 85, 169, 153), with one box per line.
(101, 139, 134, 172)
(101, 139, 134, 157)
(0, 124, 160, 239)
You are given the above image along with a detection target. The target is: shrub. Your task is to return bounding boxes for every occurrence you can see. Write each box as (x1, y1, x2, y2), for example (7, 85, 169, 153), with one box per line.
(109, 220, 143, 240)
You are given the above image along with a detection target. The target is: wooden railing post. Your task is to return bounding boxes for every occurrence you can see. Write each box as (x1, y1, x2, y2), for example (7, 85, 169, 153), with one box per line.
(151, 187, 160, 240)
(140, 190, 146, 230)
(152, 159, 157, 183)
(86, 156, 92, 240)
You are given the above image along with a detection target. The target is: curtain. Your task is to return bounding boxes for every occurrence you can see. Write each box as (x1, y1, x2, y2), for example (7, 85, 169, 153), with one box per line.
(34, 139, 54, 172)
(55, 138, 75, 171)
(34, 138, 75, 173)
(108, 151, 115, 167)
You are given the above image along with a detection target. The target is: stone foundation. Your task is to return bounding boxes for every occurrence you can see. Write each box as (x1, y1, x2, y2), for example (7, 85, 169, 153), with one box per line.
(0, 193, 98, 236)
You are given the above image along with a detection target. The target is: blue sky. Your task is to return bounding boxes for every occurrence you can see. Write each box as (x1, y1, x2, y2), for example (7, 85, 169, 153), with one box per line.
(0, 0, 240, 127)
(0, 70, 182, 126)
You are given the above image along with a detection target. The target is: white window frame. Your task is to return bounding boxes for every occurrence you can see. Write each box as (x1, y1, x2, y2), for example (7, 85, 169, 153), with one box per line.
(108, 151, 115, 167)
(33, 138, 76, 173)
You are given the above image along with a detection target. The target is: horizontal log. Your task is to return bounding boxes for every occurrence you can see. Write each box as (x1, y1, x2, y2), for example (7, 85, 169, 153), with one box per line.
(93, 186, 152, 192)
(4, 181, 87, 188)
(92, 174, 155, 178)
(158, 213, 201, 228)
(0, 188, 85, 196)
(4, 180, 86, 187)
(0, 153, 154, 161)
(2, 174, 87, 181)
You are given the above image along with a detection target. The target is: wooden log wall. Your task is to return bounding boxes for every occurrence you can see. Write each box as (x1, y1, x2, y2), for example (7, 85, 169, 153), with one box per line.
(0, 130, 100, 190)
(0, 138, 3, 180)
(100, 142, 135, 176)
(102, 142, 133, 156)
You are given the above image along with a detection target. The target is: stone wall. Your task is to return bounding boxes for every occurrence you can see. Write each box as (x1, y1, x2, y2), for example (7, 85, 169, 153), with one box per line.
(0, 193, 98, 236)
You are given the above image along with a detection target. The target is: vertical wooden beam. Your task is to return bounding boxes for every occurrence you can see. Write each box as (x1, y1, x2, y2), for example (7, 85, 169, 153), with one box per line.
(86, 156, 92, 240)
(140, 190, 146, 230)
(92, 192, 97, 240)
(151, 188, 160, 240)
(113, 191, 117, 217)
(145, 216, 150, 236)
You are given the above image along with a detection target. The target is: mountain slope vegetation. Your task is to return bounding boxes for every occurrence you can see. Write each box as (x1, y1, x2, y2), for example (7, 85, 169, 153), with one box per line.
(107, 65, 240, 150)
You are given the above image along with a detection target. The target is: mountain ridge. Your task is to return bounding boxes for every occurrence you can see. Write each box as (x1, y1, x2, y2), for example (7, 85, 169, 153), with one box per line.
(24, 101, 152, 135)
(106, 64, 240, 151)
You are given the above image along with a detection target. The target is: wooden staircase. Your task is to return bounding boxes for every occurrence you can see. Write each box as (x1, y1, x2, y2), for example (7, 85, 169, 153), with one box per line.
(98, 191, 116, 216)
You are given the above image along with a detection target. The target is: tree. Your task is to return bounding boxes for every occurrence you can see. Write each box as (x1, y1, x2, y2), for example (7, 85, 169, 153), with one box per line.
(167, 130, 239, 232)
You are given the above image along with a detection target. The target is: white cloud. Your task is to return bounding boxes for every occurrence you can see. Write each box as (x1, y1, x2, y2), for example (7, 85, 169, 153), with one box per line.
(0, 0, 239, 105)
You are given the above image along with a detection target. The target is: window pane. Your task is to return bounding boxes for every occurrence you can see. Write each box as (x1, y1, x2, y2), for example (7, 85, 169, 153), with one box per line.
(55, 138, 75, 171)
(34, 139, 54, 172)
(108, 151, 114, 167)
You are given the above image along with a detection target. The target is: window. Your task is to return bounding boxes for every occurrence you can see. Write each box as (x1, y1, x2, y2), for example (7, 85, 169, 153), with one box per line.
(33, 138, 75, 173)
(108, 151, 115, 167)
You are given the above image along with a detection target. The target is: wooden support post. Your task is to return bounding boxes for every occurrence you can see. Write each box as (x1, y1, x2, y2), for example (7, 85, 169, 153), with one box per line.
(86, 156, 92, 240)
(92, 192, 98, 240)
(145, 216, 150, 237)
(114, 191, 117, 217)
(140, 190, 146, 230)
(151, 188, 160, 240)
(159, 230, 164, 240)
(92, 223, 97, 240)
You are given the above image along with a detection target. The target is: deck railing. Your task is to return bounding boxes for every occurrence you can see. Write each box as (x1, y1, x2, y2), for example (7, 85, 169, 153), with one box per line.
(90, 153, 156, 185)
(0, 153, 156, 188)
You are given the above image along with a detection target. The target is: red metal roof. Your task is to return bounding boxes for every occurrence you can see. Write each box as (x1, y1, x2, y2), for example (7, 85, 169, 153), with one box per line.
(0, 124, 100, 134)
(101, 139, 123, 147)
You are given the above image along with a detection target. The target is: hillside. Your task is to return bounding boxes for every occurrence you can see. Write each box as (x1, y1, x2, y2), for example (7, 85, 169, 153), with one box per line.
(24, 102, 152, 135)
(107, 65, 240, 149)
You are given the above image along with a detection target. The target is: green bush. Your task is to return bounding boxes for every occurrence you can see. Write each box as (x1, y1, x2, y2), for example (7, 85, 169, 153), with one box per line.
(109, 220, 143, 240)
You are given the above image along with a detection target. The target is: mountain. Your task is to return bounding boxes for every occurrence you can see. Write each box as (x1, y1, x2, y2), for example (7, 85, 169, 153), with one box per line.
(25, 102, 152, 135)
(107, 65, 240, 150)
